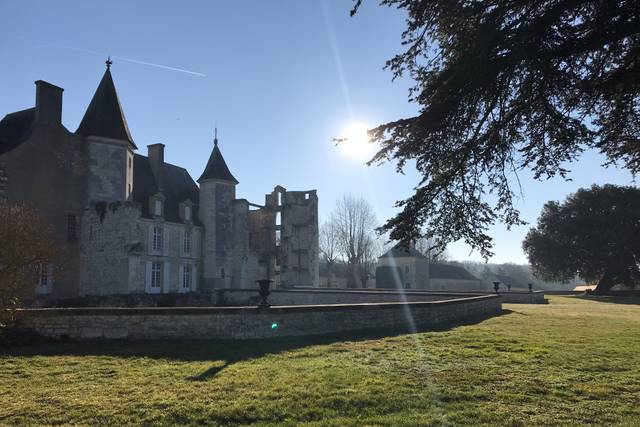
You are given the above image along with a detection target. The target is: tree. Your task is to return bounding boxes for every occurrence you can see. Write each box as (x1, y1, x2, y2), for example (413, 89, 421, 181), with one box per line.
(414, 236, 449, 262)
(319, 219, 341, 287)
(0, 203, 59, 325)
(523, 185, 640, 293)
(331, 195, 380, 287)
(350, 0, 640, 258)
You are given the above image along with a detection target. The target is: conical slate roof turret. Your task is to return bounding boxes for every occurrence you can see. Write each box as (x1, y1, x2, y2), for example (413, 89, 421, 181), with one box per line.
(76, 58, 136, 148)
(197, 131, 238, 184)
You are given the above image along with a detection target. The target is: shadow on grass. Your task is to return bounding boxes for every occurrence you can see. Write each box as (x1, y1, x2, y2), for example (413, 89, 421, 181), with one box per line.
(575, 295, 640, 306)
(1, 311, 508, 380)
(501, 308, 528, 316)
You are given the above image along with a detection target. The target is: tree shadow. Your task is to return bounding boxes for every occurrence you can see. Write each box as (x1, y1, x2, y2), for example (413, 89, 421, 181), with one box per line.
(501, 308, 528, 316)
(575, 295, 640, 305)
(1, 311, 501, 380)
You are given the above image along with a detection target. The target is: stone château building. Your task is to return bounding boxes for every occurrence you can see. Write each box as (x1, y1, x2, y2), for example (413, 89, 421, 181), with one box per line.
(0, 61, 319, 299)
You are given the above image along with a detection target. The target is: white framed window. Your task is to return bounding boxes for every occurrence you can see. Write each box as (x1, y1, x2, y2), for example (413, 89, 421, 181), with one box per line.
(151, 262, 163, 290)
(183, 230, 192, 255)
(154, 199, 163, 216)
(182, 265, 192, 291)
(152, 226, 163, 251)
(36, 263, 53, 295)
(184, 206, 192, 221)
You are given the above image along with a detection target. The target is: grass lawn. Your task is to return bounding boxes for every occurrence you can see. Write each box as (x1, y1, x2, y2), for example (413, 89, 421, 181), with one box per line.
(1, 296, 640, 426)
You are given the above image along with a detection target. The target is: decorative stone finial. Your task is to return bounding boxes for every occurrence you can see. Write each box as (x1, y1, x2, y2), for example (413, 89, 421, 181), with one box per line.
(214, 127, 218, 146)
(106, 56, 113, 69)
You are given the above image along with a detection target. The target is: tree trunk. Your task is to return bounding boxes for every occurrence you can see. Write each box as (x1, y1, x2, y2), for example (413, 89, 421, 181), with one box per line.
(593, 270, 615, 294)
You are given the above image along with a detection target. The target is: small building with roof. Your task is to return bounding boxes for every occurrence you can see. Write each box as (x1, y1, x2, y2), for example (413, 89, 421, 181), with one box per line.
(0, 60, 319, 299)
(375, 244, 486, 291)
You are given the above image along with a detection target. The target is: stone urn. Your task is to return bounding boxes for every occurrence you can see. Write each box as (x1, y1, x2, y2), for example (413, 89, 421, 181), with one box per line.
(256, 279, 272, 307)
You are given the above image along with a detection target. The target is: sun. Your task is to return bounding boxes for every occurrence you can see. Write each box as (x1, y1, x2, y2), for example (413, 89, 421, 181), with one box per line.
(338, 122, 375, 160)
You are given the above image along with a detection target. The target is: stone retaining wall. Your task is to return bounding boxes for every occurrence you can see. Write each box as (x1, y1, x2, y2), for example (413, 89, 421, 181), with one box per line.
(14, 295, 501, 340)
(213, 288, 475, 306)
(497, 291, 546, 304)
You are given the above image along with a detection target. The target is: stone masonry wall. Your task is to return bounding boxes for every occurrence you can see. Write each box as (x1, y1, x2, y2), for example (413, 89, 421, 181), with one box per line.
(212, 288, 480, 306)
(79, 202, 202, 296)
(15, 295, 501, 340)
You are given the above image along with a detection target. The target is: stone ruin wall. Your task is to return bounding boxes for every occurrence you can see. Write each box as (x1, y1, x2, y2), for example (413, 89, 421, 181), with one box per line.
(253, 186, 319, 288)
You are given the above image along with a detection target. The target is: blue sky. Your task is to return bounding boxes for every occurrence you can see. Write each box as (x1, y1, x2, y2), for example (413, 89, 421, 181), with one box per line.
(1, 1, 635, 263)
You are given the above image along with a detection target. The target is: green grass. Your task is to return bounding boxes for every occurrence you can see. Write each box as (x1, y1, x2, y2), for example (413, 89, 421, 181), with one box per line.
(1, 296, 640, 426)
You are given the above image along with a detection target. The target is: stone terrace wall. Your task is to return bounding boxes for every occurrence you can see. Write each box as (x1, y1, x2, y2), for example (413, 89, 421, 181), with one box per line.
(305, 288, 546, 304)
(213, 288, 479, 306)
(498, 291, 546, 304)
(14, 295, 501, 340)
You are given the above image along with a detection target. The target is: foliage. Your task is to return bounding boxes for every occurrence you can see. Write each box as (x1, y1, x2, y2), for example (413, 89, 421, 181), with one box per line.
(0, 203, 59, 325)
(351, 0, 640, 258)
(523, 184, 640, 293)
(2, 297, 640, 424)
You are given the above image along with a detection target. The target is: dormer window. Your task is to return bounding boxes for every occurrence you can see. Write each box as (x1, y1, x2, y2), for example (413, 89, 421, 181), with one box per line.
(149, 193, 165, 218)
(179, 200, 194, 223)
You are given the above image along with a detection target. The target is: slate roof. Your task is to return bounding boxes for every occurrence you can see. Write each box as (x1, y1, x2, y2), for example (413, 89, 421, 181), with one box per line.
(379, 243, 427, 259)
(197, 140, 238, 184)
(132, 154, 200, 225)
(76, 68, 136, 148)
(0, 108, 35, 155)
(429, 263, 480, 281)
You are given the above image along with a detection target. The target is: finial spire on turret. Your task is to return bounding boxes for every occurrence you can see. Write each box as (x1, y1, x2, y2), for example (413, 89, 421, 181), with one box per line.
(198, 128, 238, 184)
(106, 56, 112, 70)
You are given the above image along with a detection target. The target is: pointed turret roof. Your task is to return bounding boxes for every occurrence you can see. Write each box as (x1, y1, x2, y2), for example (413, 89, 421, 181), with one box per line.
(76, 59, 136, 148)
(197, 133, 238, 184)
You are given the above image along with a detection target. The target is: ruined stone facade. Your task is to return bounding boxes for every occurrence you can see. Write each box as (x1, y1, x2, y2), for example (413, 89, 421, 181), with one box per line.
(0, 63, 319, 299)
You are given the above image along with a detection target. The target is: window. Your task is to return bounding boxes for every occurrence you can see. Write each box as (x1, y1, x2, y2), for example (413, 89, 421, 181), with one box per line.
(154, 199, 163, 216)
(36, 264, 53, 294)
(67, 214, 77, 241)
(184, 206, 192, 221)
(182, 265, 192, 291)
(183, 230, 192, 255)
(151, 262, 163, 289)
(39, 264, 50, 287)
(153, 226, 163, 251)
(221, 268, 225, 279)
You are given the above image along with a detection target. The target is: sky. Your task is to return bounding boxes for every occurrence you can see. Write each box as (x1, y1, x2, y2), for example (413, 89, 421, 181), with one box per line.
(0, 1, 636, 264)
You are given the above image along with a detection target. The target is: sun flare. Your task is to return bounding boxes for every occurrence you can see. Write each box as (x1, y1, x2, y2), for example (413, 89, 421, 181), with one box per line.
(338, 122, 375, 160)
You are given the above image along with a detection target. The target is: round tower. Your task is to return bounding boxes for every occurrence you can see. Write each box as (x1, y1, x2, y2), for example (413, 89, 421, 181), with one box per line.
(197, 131, 238, 290)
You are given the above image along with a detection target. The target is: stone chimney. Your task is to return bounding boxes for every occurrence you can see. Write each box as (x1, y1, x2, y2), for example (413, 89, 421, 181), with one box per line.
(147, 143, 165, 189)
(34, 80, 63, 125)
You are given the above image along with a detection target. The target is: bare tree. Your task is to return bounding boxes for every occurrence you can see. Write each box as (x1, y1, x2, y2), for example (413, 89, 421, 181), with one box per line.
(319, 219, 340, 287)
(0, 203, 59, 325)
(414, 237, 450, 262)
(331, 195, 379, 288)
(358, 233, 382, 288)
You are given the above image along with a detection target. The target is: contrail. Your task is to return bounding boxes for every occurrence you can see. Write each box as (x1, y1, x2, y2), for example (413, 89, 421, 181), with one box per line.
(27, 39, 207, 77)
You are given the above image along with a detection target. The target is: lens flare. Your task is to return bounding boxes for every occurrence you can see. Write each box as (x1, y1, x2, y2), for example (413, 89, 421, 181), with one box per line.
(338, 122, 375, 160)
